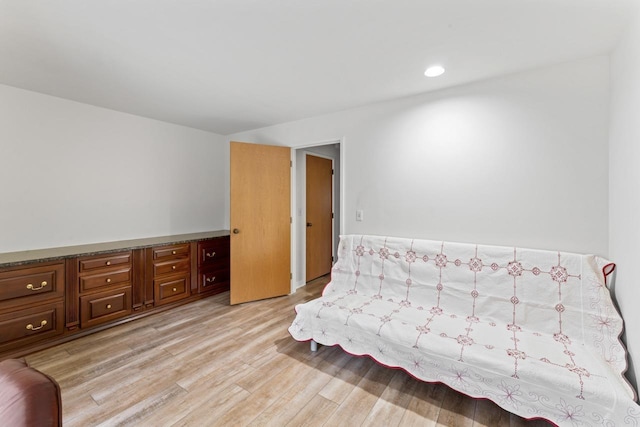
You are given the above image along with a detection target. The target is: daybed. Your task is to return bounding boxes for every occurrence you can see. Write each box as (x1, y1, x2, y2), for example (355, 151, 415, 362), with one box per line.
(289, 234, 640, 426)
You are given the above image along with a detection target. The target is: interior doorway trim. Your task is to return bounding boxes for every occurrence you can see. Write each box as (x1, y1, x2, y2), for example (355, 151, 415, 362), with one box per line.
(291, 138, 345, 292)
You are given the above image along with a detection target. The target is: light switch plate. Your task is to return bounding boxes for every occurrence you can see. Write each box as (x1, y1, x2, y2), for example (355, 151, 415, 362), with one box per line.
(356, 210, 364, 221)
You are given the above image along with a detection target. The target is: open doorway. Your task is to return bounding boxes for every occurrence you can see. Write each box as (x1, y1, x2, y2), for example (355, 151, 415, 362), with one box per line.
(293, 140, 342, 289)
(305, 153, 333, 281)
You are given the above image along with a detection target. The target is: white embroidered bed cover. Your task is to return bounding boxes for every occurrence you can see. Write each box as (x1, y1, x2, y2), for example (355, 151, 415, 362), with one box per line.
(289, 235, 640, 426)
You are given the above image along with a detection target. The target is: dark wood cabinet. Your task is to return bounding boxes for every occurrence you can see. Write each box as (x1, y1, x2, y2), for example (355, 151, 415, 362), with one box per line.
(199, 266, 230, 293)
(79, 253, 132, 272)
(152, 258, 191, 277)
(155, 275, 189, 304)
(0, 262, 64, 308)
(150, 243, 191, 306)
(153, 245, 190, 260)
(0, 231, 229, 360)
(197, 236, 230, 295)
(0, 301, 64, 348)
(80, 286, 132, 329)
(0, 262, 65, 354)
(79, 268, 131, 293)
(76, 251, 133, 328)
(197, 237, 230, 264)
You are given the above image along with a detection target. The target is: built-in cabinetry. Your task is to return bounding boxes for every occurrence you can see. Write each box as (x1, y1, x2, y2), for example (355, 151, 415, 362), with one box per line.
(77, 251, 133, 329)
(197, 238, 230, 294)
(0, 231, 229, 359)
(150, 243, 191, 306)
(0, 262, 65, 355)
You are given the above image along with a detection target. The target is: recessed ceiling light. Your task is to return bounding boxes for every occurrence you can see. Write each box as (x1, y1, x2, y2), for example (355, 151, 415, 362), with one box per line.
(424, 65, 445, 77)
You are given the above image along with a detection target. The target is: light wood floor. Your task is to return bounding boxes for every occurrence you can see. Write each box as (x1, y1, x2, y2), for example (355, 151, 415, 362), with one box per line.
(26, 277, 552, 426)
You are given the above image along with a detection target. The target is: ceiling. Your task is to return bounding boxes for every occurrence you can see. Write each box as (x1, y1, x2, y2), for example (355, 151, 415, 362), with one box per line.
(0, 0, 636, 135)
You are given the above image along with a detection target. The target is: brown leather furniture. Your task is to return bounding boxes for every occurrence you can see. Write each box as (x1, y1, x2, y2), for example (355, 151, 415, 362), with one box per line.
(0, 359, 62, 427)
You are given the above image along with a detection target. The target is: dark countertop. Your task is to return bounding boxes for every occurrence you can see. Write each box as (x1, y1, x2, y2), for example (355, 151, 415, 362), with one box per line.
(0, 230, 230, 268)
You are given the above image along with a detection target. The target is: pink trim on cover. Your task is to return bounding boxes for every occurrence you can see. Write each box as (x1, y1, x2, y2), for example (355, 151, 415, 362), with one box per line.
(600, 262, 638, 402)
(602, 262, 616, 287)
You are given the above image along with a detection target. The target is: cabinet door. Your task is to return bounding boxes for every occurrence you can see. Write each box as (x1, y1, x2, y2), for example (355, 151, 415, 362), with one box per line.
(198, 238, 230, 267)
(199, 266, 230, 294)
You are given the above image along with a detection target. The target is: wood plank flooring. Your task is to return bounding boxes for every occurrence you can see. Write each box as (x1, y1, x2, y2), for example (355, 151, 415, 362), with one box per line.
(26, 277, 552, 426)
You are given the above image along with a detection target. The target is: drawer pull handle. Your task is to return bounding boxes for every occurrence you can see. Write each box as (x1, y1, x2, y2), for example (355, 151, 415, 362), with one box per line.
(26, 320, 47, 331)
(172, 287, 177, 292)
(106, 304, 112, 309)
(206, 276, 216, 283)
(26, 281, 48, 291)
(206, 251, 216, 258)
(172, 265, 177, 270)
(106, 261, 111, 266)
(172, 250, 177, 255)
(106, 278, 112, 283)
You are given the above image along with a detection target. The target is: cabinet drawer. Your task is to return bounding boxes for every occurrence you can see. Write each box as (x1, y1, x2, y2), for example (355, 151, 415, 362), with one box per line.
(0, 302, 64, 347)
(155, 275, 190, 306)
(197, 238, 230, 267)
(79, 252, 132, 272)
(199, 268, 230, 293)
(80, 268, 131, 293)
(80, 287, 132, 328)
(153, 244, 190, 261)
(0, 263, 64, 306)
(153, 258, 190, 277)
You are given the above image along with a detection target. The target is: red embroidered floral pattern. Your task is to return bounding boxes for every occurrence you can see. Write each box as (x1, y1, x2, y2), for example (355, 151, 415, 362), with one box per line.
(554, 333, 571, 345)
(507, 349, 527, 359)
(507, 261, 524, 276)
(457, 335, 474, 346)
(469, 257, 483, 272)
(405, 250, 417, 263)
(550, 265, 569, 283)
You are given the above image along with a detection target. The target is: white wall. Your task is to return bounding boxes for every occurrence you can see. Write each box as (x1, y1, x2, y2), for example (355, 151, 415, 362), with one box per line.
(228, 56, 610, 256)
(0, 84, 227, 252)
(609, 4, 640, 390)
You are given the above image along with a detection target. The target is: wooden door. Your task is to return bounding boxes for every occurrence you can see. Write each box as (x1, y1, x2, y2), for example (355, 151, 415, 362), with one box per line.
(305, 154, 333, 282)
(230, 141, 291, 305)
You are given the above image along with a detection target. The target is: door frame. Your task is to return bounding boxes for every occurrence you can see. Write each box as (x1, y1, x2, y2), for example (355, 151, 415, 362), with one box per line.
(291, 138, 345, 291)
